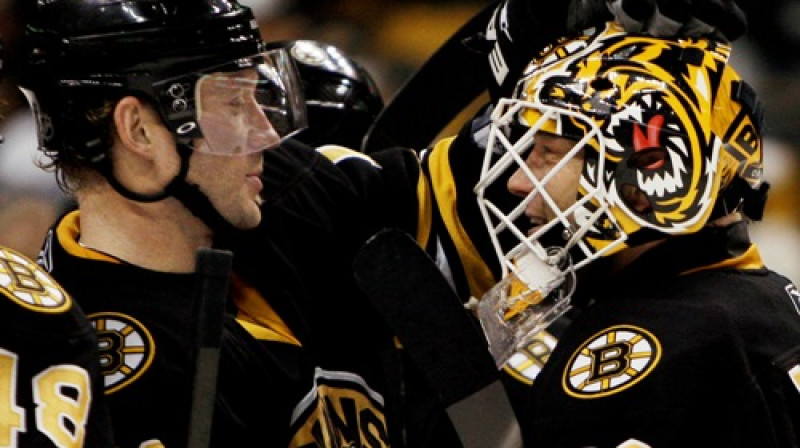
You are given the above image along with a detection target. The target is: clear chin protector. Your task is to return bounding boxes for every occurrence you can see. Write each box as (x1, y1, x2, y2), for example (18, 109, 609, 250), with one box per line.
(157, 48, 307, 156)
(473, 97, 621, 367)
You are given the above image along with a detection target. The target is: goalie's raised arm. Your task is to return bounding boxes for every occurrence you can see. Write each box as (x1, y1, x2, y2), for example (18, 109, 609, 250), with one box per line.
(364, 0, 751, 154)
(484, 0, 749, 102)
(600, 0, 747, 40)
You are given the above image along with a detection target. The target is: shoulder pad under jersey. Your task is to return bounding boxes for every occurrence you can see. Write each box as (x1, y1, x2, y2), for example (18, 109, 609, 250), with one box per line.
(0, 246, 72, 314)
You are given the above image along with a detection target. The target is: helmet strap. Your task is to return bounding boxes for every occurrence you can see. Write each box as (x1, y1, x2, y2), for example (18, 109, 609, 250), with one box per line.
(101, 143, 237, 236)
(101, 156, 173, 203)
(164, 143, 238, 238)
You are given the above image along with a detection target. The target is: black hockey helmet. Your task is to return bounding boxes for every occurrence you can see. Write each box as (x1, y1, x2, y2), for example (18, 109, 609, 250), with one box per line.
(268, 39, 383, 150)
(19, 0, 306, 165)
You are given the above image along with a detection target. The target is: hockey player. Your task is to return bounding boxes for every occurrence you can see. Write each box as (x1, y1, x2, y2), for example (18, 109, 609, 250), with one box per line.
(236, 7, 798, 448)
(0, 246, 113, 447)
(0, 38, 113, 447)
(16, 1, 330, 446)
(470, 23, 800, 446)
(231, 8, 781, 448)
(0, 242, 114, 447)
(16, 0, 766, 447)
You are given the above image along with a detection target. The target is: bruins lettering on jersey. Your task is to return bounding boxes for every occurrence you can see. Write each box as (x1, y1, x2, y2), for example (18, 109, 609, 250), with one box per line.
(0, 246, 70, 313)
(289, 368, 389, 447)
(563, 325, 661, 399)
(90, 312, 155, 393)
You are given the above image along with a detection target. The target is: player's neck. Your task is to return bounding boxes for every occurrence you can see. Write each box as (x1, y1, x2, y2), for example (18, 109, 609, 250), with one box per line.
(76, 186, 213, 273)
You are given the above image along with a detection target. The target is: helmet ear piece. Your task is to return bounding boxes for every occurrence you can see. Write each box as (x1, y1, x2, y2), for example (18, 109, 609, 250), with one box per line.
(22, 85, 114, 165)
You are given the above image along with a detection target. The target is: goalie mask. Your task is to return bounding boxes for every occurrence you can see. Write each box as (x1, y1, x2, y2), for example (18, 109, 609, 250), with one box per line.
(474, 23, 765, 365)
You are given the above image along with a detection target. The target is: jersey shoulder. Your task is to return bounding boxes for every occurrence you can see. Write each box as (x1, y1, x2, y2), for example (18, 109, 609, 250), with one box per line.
(316, 144, 381, 168)
(0, 245, 72, 314)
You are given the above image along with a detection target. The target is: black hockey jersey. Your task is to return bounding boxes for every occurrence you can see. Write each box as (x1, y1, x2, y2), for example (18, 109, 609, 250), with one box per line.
(41, 212, 397, 447)
(35, 129, 499, 447)
(0, 244, 113, 447)
(228, 136, 497, 447)
(513, 223, 800, 447)
(251, 134, 800, 447)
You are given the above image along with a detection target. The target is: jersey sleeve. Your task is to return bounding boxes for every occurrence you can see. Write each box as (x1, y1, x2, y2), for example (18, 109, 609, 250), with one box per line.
(315, 118, 506, 303)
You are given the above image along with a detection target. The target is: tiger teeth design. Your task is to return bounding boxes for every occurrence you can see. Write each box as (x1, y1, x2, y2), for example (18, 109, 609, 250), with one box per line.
(607, 93, 689, 199)
(638, 154, 686, 197)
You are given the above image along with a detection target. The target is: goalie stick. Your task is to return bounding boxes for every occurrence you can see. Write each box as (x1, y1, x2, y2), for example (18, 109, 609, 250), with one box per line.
(187, 248, 233, 448)
(353, 228, 496, 403)
(353, 228, 520, 446)
(360, 0, 613, 155)
(360, 1, 498, 153)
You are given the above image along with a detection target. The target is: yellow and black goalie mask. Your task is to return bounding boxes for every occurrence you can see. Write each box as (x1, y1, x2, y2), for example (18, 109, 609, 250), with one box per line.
(474, 22, 764, 365)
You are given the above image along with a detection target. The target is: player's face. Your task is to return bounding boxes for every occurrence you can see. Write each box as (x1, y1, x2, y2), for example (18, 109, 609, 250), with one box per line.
(185, 148, 264, 230)
(194, 68, 281, 155)
(506, 132, 584, 234)
(187, 68, 274, 230)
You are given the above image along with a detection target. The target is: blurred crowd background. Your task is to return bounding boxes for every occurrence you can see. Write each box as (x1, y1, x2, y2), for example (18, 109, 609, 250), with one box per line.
(0, 0, 797, 283)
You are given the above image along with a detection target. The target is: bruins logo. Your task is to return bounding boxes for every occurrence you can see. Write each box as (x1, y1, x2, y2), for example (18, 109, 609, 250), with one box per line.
(0, 246, 70, 312)
(89, 312, 155, 393)
(289, 40, 327, 66)
(562, 325, 660, 398)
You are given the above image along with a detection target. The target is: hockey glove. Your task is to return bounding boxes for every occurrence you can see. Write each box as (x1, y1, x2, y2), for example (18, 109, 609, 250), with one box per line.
(569, 0, 748, 41)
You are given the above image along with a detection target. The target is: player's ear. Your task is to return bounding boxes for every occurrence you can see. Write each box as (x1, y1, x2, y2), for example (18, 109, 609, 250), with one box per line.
(113, 96, 157, 156)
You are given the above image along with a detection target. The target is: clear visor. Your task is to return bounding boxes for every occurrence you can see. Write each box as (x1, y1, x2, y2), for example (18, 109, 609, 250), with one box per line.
(185, 49, 307, 155)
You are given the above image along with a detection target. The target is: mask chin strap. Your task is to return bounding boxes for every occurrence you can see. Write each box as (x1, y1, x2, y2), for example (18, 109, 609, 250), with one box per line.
(101, 143, 237, 238)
